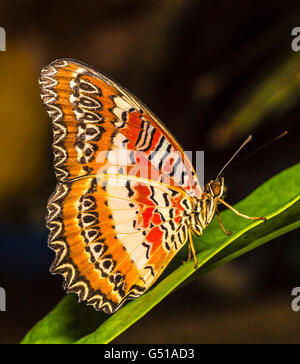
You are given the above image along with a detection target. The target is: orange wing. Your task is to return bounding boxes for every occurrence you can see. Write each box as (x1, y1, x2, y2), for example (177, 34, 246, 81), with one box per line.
(47, 176, 193, 313)
(40, 59, 201, 196)
(40, 59, 201, 313)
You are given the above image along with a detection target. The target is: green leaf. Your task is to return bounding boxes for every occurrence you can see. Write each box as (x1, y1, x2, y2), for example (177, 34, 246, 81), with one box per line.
(21, 163, 300, 344)
(20, 294, 107, 344)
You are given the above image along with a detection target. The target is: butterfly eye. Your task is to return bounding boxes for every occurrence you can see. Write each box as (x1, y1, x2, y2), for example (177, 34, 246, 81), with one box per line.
(210, 181, 222, 197)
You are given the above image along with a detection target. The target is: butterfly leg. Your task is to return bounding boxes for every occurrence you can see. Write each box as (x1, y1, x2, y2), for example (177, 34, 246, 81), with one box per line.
(216, 206, 232, 236)
(182, 240, 191, 265)
(188, 228, 198, 269)
(217, 198, 267, 222)
(181, 228, 198, 268)
(187, 242, 192, 261)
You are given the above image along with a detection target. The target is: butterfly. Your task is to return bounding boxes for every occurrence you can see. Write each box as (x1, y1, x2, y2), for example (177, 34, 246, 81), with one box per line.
(39, 59, 266, 314)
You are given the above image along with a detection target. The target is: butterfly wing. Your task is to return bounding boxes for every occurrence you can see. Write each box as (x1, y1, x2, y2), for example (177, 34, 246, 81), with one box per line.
(40, 59, 201, 197)
(47, 175, 193, 313)
(40, 59, 201, 313)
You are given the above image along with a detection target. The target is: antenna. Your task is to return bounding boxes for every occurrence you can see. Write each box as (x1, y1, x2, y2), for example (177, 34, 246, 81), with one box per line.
(220, 130, 288, 177)
(216, 134, 252, 180)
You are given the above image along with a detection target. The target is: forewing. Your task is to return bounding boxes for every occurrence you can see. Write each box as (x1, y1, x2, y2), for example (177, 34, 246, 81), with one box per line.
(39, 59, 201, 197)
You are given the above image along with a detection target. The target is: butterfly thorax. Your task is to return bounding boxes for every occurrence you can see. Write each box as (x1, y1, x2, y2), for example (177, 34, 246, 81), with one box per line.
(190, 177, 225, 236)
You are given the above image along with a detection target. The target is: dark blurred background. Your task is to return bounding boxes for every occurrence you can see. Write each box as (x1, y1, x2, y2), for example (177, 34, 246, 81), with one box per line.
(0, 0, 299, 344)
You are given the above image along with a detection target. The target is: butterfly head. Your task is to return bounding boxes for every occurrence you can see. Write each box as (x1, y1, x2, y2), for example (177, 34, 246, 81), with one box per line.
(205, 177, 225, 199)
